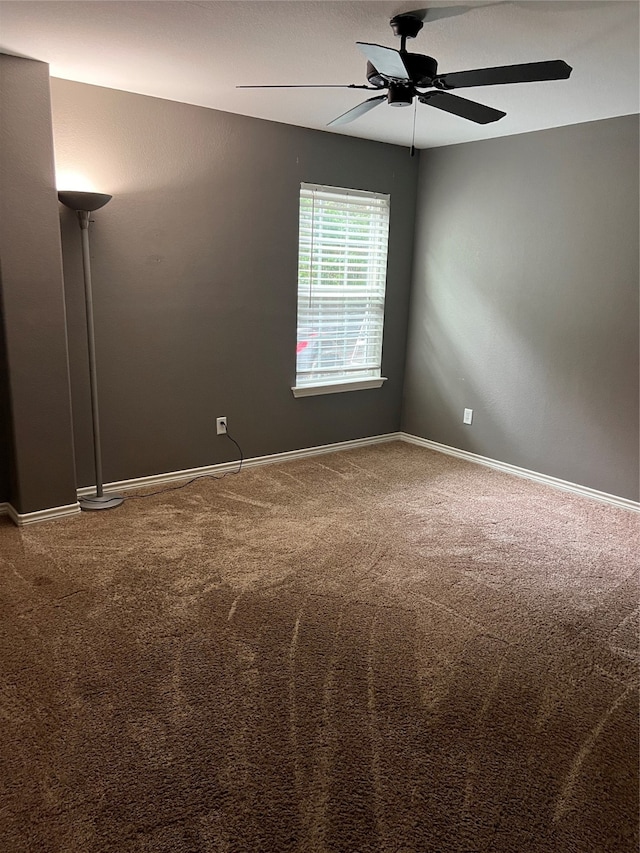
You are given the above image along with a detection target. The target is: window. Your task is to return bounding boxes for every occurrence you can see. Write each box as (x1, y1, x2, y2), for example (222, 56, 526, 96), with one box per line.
(292, 183, 390, 397)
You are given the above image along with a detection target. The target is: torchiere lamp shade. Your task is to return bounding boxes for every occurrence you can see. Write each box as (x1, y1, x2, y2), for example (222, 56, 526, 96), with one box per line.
(58, 191, 112, 212)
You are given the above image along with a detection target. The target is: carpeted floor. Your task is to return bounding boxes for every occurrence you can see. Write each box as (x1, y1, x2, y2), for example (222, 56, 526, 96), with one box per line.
(1, 441, 638, 852)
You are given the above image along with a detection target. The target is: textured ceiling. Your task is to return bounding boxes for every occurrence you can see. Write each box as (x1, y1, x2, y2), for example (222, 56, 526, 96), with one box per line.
(0, 1, 638, 149)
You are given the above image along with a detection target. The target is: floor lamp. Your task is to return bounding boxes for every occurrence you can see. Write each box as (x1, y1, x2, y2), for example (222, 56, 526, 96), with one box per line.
(58, 190, 123, 511)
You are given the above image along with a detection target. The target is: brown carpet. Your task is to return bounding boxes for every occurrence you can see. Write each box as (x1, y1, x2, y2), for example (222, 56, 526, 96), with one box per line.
(1, 441, 638, 852)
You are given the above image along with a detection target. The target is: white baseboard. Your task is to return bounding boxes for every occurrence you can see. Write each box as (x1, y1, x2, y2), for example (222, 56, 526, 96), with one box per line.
(1, 501, 81, 526)
(5, 430, 636, 525)
(400, 433, 640, 513)
(77, 432, 402, 498)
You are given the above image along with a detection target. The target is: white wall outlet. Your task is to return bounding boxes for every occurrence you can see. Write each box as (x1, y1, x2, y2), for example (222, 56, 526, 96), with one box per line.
(216, 417, 227, 435)
(463, 408, 473, 425)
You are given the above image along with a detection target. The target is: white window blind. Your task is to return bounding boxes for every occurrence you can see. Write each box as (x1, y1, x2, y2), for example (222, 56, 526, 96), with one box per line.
(295, 183, 390, 390)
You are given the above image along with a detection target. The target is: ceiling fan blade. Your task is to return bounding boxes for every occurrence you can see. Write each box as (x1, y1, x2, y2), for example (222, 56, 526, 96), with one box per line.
(237, 84, 377, 90)
(419, 91, 506, 124)
(434, 59, 572, 90)
(327, 95, 387, 127)
(356, 43, 410, 80)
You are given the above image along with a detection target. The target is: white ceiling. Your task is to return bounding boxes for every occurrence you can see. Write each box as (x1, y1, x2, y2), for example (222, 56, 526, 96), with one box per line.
(1, 1, 638, 149)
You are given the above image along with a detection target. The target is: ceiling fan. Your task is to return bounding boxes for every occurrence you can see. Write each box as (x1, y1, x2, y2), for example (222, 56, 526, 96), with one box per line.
(238, 9, 572, 137)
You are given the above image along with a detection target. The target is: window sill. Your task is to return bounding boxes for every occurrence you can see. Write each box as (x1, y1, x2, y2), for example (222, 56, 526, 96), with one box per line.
(291, 377, 387, 398)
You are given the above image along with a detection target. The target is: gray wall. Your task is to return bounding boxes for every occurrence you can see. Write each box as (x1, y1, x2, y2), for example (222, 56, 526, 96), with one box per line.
(0, 55, 77, 513)
(0, 316, 13, 503)
(402, 115, 640, 501)
(50, 80, 418, 487)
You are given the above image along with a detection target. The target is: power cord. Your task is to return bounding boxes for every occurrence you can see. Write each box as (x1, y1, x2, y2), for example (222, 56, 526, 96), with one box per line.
(124, 430, 244, 502)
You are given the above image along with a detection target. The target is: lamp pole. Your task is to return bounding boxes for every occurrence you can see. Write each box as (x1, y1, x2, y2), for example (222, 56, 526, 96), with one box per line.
(58, 191, 123, 510)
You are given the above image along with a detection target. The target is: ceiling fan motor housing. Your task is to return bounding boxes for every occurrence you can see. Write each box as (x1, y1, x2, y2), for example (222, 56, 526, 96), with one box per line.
(404, 53, 438, 87)
(366, 54, 438, 89)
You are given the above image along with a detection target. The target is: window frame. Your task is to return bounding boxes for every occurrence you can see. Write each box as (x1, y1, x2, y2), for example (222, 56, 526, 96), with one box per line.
(291, 182, 390, 398)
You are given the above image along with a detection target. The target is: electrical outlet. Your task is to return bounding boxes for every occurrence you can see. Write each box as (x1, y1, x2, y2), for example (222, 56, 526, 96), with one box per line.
(463, 408, 473, 425)
(216, 417, 227, 435)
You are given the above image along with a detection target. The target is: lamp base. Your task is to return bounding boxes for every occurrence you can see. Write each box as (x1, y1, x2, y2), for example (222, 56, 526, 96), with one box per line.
(80, 494, 124, 511)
